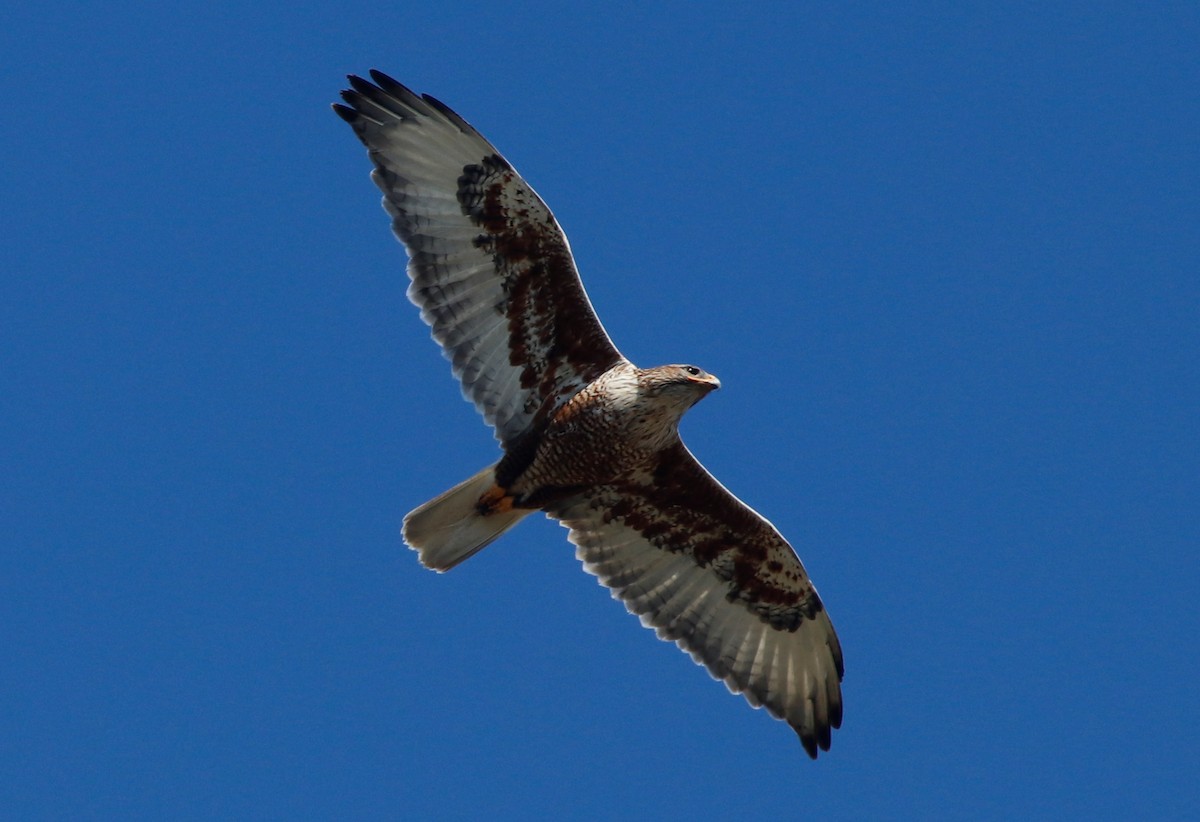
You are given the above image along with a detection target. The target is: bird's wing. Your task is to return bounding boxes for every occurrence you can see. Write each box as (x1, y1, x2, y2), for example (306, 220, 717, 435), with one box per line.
(550, 442, 843, 757)
(334, 71, 626, 445)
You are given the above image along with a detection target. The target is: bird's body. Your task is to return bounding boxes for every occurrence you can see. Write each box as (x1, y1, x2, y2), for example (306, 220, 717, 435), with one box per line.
(335, 72, 844, 757)
(500, 362, 718, 503)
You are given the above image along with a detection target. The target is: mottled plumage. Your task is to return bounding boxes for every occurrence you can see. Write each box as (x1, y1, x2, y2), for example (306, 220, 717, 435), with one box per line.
(334, 71, 843, 758)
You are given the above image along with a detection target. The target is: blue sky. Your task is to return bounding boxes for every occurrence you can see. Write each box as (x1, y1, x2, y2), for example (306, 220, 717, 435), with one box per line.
(3, 2, 1197, 818)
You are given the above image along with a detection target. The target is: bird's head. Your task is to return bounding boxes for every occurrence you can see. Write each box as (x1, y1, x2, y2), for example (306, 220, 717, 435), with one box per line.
(639, 364, 721, 412)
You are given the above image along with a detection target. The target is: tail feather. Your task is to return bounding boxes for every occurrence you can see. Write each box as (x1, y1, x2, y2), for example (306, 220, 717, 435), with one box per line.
(402, 465, 529, 571)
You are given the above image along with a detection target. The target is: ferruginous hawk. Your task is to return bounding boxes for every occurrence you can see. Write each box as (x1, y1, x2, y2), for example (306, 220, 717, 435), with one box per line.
(334, 72, 843, 757)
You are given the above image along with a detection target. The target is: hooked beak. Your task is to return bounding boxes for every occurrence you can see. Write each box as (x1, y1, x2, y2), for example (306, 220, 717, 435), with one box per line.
(690, 373, 721, 391)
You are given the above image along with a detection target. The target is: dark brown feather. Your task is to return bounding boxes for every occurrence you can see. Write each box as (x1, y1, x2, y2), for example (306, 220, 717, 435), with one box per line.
(605, 443, 835, 636)
(456, 155, 624, 428)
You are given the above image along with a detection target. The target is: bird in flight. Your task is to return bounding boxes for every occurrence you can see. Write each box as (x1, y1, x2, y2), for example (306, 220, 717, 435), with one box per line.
(334, 71, 843, 757)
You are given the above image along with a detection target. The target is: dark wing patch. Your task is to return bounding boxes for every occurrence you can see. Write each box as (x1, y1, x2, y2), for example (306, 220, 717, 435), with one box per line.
(456, 154, 624, 421)
(335, 71, 626, 445)
(550, 443, 843, 758)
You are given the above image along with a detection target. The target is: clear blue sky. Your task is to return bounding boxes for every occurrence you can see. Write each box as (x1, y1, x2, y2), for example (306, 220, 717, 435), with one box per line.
(3, 2, 1197, 819)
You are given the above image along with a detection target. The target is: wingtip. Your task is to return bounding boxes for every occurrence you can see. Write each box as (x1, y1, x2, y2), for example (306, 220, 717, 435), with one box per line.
(830, 695, 844, 730)
(347, 73, 377, 96)
(369, 68, 404, 91)
(794, 722, 833, 760)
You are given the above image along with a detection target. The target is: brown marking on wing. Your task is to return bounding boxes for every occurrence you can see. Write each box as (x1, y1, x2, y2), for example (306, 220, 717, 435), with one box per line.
(606, 443, 827, 632)
(335, 72, 626, 449)
(549, 450, 844, 757)
(458, 156, 623, 425)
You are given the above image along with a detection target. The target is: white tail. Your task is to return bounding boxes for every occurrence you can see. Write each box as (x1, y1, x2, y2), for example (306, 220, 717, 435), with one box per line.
(402, 465, 531, 571)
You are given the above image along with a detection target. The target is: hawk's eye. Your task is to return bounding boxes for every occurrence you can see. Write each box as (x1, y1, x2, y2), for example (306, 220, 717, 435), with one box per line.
(684, 366, 701, 376)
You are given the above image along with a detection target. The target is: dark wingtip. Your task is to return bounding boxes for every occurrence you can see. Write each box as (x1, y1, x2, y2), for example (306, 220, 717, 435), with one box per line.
(795, 722, 835, 760)
(331, 102, 357, 123)
(420, 92, 454, 116)
(347, 73, 377, 95)
(420, 92, 473, 133)
(369, 68, 404, 91)
(817, 721, 833, 752)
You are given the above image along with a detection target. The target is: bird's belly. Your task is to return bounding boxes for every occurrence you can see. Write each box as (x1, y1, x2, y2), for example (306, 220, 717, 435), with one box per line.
(510, 414, 669, 500)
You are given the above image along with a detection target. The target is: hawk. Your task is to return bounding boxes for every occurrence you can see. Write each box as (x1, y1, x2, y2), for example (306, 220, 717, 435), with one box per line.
(334, 71, 844, 757)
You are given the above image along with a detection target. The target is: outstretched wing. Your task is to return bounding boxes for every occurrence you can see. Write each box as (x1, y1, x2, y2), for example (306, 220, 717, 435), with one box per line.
(334, 71, 626, 445)
(551, 443, 844, 758)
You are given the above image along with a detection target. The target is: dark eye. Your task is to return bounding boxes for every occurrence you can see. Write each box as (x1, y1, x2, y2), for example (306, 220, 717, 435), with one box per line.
(684, 366, 701, 376)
